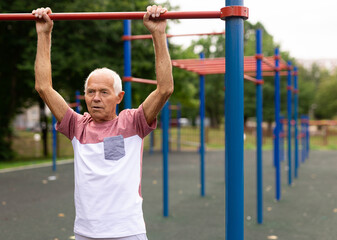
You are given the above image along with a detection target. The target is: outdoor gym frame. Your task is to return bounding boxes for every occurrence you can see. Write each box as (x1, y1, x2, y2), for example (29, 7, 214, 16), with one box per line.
(0, 3, 249, 240)
(172, 29, 310, 225)
(123, 28, 226, 206)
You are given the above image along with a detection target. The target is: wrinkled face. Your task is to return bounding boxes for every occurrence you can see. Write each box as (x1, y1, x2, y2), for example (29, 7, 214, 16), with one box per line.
(85, 72, 124, 123)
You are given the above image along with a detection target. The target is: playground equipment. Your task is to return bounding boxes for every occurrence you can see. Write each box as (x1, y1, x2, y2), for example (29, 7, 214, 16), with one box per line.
(122, 26, 231, 211)
(300, 116, 310, 162)
(0, 4, 250, 239)
(122, 4, 249, 238)
(293, 67, 300, 179)
(171, 28, 308, 224)
(169, 104, 182, 152)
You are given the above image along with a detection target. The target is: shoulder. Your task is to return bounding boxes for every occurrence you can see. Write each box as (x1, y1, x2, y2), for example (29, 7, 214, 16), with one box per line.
(82, 112, 93, 123)
(118, 106, 142, 120)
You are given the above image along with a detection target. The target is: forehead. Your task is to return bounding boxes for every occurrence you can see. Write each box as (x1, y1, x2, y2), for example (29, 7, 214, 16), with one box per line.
(87, 72, 114, 89)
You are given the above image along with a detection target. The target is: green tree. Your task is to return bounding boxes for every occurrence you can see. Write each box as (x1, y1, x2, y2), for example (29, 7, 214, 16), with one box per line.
(0, 0, 177, 160)
(315, 71, 337, 119)
(183, 35, 225, 128)
(296, 63, 329, 119)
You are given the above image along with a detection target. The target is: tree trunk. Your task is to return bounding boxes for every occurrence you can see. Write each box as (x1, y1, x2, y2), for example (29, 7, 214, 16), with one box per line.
(39, 98, 48, 157)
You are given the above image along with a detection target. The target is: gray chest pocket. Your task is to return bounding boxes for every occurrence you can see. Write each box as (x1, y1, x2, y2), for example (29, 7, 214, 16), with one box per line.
(103, 135, 125, 161)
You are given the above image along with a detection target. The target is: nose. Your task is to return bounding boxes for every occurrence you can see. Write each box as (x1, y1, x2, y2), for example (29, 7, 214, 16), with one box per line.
(93, 92, 101, 102)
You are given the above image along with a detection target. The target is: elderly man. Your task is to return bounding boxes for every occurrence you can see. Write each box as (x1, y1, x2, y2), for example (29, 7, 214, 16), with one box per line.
(33, 5, 173, 240)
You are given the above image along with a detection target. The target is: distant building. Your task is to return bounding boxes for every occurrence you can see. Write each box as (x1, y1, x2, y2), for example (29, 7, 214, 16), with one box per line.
(13, 104, 51, 131)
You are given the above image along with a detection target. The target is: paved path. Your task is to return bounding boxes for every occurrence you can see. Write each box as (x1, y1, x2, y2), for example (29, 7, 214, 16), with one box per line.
(1, 150, 337, 240)
(244, 150, 337, 240)
(0, 151, 224, 240)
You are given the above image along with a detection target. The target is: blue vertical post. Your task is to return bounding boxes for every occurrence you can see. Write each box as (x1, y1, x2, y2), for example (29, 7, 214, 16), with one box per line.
(274, 48, 281, 201)
(294, 67, 299, 178)
(302, 116, 306, 161)
(305, 118, 308, 161)
(149, 131, 154, 154)
(123, 20, 132, 109)
(199, 52, 206, 197)
(75, 90, 81, 114)
(177, 103, 181, 152)
(305, 116, 308, 162)
(300, 116, 305, 163)
(273, 127, 276, 167)
(280, 116, 284, 162)
(168, 104, 171, 152)
(162, 102, 170, 217)
(306, 115, 310, 160)
(287, 61, 292, 185)
(52, 115, 57, 172)
(255, 29, 263, 224)
(224, 0, 245, 239)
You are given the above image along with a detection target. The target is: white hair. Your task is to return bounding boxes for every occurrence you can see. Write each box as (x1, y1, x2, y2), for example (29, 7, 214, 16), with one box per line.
(84, 67, 122, 96)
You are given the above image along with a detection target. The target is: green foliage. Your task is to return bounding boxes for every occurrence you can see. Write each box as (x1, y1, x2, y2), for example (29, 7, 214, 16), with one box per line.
(1, 0, 336, 160)
(0, 0, 173, 160)
(0, 0, 47, 160)
(315, 71, 337, 119)
(184, 35, 225, 127)
(169, 43, 200, 121)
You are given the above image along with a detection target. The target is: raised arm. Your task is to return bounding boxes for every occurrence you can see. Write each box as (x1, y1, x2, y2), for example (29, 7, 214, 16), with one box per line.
(33, 7, 69, 122)
(142, 5, 174, 125)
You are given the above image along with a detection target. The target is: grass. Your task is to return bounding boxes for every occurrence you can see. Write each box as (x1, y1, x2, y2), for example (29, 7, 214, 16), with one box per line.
(0, 157, 73, 170)
(0, 158, 51, 169)
(1, 127, 336, 170)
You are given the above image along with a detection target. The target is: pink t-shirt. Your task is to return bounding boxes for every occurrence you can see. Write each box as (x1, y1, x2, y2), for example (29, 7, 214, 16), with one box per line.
(56, 105, 156, 238)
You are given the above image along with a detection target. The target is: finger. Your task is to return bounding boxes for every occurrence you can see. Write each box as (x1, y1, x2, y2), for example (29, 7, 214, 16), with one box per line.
(144, 6, 151, 21)
(36, 8, 43, 18)
(43, 7, 52, 21)
(45, 7, 52, 14)
(156, 6, 162, 17)
(42, 11, 51, 22)
(161, 7, 168, 14)
(151, 5, 157, 18)
(33, 8, 40, 17)
(40, 8, 46, 19)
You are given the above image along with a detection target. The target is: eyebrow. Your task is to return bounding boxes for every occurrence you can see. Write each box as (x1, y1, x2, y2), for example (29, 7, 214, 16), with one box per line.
(86, 88, 111, 92)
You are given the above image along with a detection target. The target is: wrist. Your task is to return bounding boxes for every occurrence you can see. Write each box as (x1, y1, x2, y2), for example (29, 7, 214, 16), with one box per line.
(37, 31, 52, 37)
(151, 32, 166, 39)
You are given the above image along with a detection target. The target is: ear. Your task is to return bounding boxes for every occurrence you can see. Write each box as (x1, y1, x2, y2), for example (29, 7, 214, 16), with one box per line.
(117, 91, 125, 104)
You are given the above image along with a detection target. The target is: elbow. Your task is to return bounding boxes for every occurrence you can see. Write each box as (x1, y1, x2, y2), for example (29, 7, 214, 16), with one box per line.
(158, 82, 174, 99)
(167, 85, 174, 97)
(35, 85, 44, 95)
(35, 85, 50, 98)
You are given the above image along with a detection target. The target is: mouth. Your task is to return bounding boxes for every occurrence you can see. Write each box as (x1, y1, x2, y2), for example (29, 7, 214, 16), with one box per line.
(92, 106, 103, 110)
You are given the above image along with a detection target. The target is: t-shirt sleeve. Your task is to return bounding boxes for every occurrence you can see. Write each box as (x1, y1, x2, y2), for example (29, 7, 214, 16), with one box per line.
(55, 108, 80, 140)
(133, 104, 157, 139)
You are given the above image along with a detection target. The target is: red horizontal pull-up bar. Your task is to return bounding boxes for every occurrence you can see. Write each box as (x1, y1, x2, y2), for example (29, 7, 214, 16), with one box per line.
(0, 6, 249, 21)
(122, 31, 225, 41)
(123, 76, 157, 85)
(0, 11, 221, 21)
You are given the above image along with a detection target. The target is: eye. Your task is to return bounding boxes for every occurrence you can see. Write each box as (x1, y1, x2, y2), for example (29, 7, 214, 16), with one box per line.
(87, 89, 95, 95)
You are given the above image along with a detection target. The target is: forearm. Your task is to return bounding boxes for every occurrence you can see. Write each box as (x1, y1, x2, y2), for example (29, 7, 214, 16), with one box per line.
(141, 5, 173, 124)
(35, 33, 53, 93)
(142, 33, 173, 124)
(152, 32, 174, 98)
(34, 32, 69, 122)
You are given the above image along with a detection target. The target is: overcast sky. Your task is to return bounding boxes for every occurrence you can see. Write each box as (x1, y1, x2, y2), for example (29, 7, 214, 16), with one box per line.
(165, 0, 337, 60)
